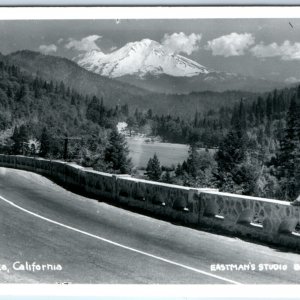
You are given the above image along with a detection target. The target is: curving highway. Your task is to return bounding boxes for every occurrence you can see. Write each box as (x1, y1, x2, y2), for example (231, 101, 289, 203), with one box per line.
(0, 167, 299, 284)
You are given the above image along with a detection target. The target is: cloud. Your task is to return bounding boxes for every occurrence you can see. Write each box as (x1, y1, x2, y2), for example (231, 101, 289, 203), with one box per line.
(38, 44, 57, 54)
(161, 32, 202, 55)
(285, 76, 300, 84)
(65, 35, 102, 52)
(250, 41, 300, 60)
(57, 38, 64, 44)
(206, 33, 255, 57)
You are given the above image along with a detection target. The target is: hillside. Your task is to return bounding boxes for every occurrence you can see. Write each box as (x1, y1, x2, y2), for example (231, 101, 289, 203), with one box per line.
(5, 50, 149, 108)
(4, 50, 260, 118)
(0, 58, 127, 139)
(0, 59, 137, 174)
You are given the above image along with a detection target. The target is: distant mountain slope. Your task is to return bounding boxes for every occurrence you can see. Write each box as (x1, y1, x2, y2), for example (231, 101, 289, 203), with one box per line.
(75, 38, 286, 94)
(116, 72, 285, 94)
(6, 50, 149, 107)
(0, 57, 118, 138)
(3, 50, 259, 118)
(141, 90, 259, 118)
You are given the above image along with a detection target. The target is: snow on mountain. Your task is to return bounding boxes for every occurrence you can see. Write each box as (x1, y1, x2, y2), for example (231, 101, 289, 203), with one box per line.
(73, 38, 285, 94)
(75, 38, 210, 78)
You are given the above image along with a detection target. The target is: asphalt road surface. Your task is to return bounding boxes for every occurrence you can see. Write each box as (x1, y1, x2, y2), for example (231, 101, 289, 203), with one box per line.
(0, 167, 299, 284)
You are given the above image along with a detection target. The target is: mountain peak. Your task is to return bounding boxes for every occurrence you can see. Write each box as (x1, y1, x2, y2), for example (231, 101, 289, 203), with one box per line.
(134, 38, 157, 46)
(124, 39, 160, 51)
(75, 38, 210, 78)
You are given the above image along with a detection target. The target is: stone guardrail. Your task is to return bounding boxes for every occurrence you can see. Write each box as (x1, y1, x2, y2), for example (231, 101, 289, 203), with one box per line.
(0, 154, 300, 249)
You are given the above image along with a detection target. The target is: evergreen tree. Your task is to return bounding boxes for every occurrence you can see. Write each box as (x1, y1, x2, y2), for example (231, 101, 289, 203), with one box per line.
(186, 145, 201, 178)
(126, 116, 137, 137)
(104, 128, 132, 174)
(145, 153, 162, 181)
(11, 127, 20, 154)
(215, 113, 256, 194)
(181, 161, 188, 173)
(175, 163, 183, 177)
(275, 92, 300, 200)
(257, 96, 266, 124)
(59, 81, 65, 97)
(161, 170, 173, 184)
(18, 125, 29, 152)
(266, 93, 273, 121)
(238, 99, 247, 130)
(86, 96, 105, 126)
(193, 111, 199, 128)
(11, 125, 29, 155)
(215, 130, 244, 191)
(39, 127, 52, 158)
(147, 109, 153, 119)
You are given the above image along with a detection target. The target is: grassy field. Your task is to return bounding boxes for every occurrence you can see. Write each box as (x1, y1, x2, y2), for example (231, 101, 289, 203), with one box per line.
(127, 137, 215, 168)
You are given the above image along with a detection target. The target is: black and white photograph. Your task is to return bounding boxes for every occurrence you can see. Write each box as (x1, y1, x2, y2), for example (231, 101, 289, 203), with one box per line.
(0, 6, 300, 286)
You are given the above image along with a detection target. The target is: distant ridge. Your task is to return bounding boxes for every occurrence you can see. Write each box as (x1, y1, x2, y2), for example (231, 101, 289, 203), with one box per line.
(6, 50, 149, 106)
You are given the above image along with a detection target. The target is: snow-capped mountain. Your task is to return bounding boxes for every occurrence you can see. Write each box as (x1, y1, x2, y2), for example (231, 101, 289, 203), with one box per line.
(75, 38, 210, 78)
(74, 38, 286, 94)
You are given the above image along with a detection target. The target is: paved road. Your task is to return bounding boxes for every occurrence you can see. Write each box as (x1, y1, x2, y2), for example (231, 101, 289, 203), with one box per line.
(0, 167, 299, 284)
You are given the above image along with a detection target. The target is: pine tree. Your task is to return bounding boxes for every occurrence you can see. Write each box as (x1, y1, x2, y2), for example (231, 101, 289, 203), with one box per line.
(238, 99, 247, 130)
(126, 116, 137, 137)
(186, 144, 201, 178)
(86, 96, 105, 126)
(11, 127, 20, 154)
(175, 163, 183, 176)
(104, 128, 132, 174)
(257, 96, 266, 124)
(39, 127, 52, 158)
(161, 170, 173, 184)
(215, 130, 244, 188)
(275, 92, 300, 200)
(214, 112, 257, 194)
(11, 125, 29, 155)
(193, 111, 199, 128)
(16, 84, 28, 102)
(59, 81, 65, 97)
(146, 108, 153, 119)
(145, 153, 162, 181)
(266, 93, 273, 121)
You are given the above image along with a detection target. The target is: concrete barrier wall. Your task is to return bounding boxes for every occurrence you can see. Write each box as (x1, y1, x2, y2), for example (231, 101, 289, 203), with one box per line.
(1, 154, 300, 249)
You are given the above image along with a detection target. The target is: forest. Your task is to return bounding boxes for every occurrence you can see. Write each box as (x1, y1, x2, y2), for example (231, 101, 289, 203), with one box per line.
(0, 60, 132, 173)
(0, 59, 299, 202)
(142, 87, 300, 202)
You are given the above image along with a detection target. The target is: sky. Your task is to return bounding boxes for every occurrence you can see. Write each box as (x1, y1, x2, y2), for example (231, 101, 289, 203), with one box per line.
(1, 19, 300, 82)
